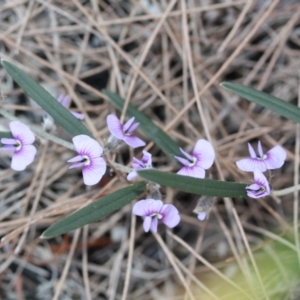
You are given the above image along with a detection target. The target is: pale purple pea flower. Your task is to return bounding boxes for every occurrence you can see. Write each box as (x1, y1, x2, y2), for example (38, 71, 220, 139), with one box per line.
(127, 150, 152, 181)
(57, 94, 84, 120)
(193, 196, 215, 221)
(67, 135, 106, 186)
(236, 141, 286, 173)
(106, 114, 145, 148)
(174, 139, 215, 179)
(246, 169, 270, 199)
(1, 121, 37, 171)
(133, 199, 180, 233)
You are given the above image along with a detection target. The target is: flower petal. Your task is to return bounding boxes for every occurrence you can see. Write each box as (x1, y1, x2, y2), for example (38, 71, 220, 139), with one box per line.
(174, 156, 190, 166)
(143, 216, 152, 232)
(107, 115, 124, 139)
(179, 147, 193, 161)
(142, 150, 152, 166)
(82, 157, 106, 186)
(67, 155, 83, 163)
(10, 121, 35, 145)
(253, 169, 269, 190)
(264, 145, 286, 170)
(57, 94, 64, 104)
(71, 111, 84, 120)
(127, 171, 138, 181)
(150, 217, 158, 232)
(177, 166, 205, 178)
(246, 170, 270, 199)
(59, 95, 70, 107)
(161, 204, 180, 228)
(1, 138, 17, 145)
(193, 139, 215, 169)
(248, 143, 256, 158)
(236, 158, 267, 172)
(127, 122, 140, 134)
(257, 141, 264, 158)
(11, 145, 37, 171)
(123, 117, 135, 133)
(133, 199, 164, 216)
(197, 212, 206, 221)
(123, 135, 145, 148)
(133, 200, 148, 216)
(72, 135, 103, 158)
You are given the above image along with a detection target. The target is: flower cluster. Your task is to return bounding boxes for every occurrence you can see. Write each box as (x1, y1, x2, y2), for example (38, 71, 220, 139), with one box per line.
(236, 141, 286, 199)
(1, 105, 287, 233)
(131, 138, 215, 230)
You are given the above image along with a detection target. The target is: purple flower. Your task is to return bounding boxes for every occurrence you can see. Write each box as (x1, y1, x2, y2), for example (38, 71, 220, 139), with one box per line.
(67, 135, 106, 186)
(197, 212, 207, 221)
(106, 114, 145, 148)
(57, 94, 84, 120)
(174, 139, 215, 178)
(246, 169, 270, 199)
(193, 195, 214, 221)
(127, 150, 152, 181)
(1, 121, 37, 171)
(236, 141, 286, 173)
(132, 199, 180, 233)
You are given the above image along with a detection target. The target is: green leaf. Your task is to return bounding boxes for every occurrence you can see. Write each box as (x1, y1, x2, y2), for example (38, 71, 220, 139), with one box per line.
(41, 182, 146, 239)
(1, 60, 92, 137)
(221, 82, 300, 124)
(0, 131, 13, 147)
(138, 169, 247, 197)
(103, 89, 182, 157)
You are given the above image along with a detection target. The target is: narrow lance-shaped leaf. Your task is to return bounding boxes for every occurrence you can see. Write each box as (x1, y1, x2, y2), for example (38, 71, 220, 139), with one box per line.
(221, 82, 300, 124)
(1, 60, 92, 137)
(103, 89, 182, 158)
(41, 182, 146, 239)
(138, 169, 247, 198)
(0, 131, 13, 147)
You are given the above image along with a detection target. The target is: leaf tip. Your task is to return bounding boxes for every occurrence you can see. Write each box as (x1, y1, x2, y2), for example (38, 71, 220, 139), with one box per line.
(1, 58, 8, 66)
(39, 232, 49, 239)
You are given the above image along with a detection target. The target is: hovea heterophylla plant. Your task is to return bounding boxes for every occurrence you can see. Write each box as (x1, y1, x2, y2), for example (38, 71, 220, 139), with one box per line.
(0, 59, 291, 238)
